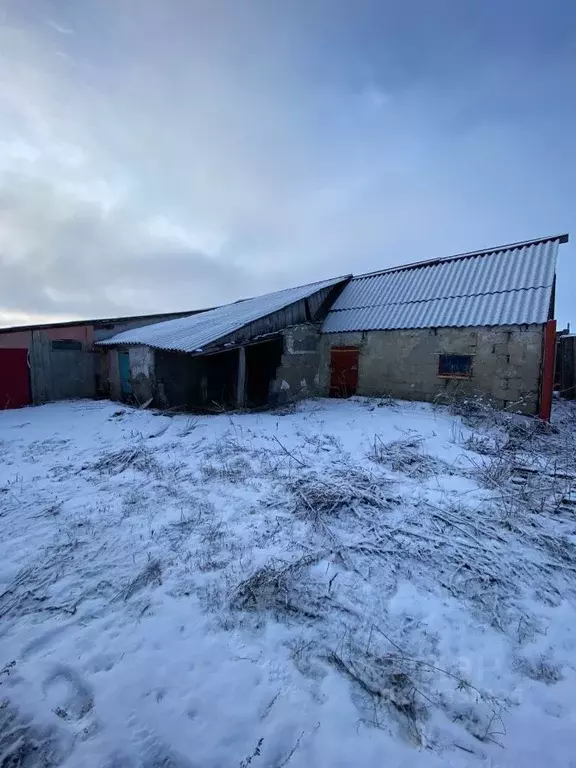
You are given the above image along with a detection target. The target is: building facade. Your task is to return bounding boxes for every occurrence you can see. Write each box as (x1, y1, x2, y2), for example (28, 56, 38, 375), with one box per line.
(1, 233, 568, 416)
(97, 277, 348, 410)
(319, 235, 567, 415)
(0, 310, 204, 409)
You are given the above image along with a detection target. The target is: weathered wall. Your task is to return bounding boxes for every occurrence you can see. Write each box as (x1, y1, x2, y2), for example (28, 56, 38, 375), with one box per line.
(270, 324, 322, 403)
(319, 325, 544, 414)
(0, 330, 32, 349)
(0, 325, 92, 350)
(45, 325, 93, 346)
(129, 346, 155, 403)
(29, 330, 96, 403)
(107, 351, 121, 400)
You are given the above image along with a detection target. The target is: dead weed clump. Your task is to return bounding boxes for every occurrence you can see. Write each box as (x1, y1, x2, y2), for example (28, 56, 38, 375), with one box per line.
(327, 631, 505, 748)
(471, 453, 513, 490)
(513, 654, 564, 685)
(90, 443, 159, 476)
(118, 559, 162, 601)
(369, 435, 453, 480)
(433, 392, 505, 429)
(230, 553, 326, 617)
(201, 456, 252, 484)
(286, 466, 397, 522)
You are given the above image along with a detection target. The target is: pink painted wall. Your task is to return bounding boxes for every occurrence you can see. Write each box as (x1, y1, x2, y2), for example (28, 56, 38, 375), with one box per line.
(0, 330, 32, 349)
(45, 324, 94, 345)
(0, 323, 95, 350)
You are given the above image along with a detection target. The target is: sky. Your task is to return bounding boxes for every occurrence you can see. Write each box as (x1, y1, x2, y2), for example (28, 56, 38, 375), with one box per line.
(0, 0, 575, 328)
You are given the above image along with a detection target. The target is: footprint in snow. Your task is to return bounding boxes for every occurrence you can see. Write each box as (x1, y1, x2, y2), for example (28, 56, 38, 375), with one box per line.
(42, 665, 94, 722)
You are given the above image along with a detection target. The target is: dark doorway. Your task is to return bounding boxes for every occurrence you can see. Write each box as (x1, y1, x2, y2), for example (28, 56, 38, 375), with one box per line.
(329, 346, 359, 397)
(0, 348, 31, 409)
(245, 337, 283, 406)
(204, 349, 238, 407)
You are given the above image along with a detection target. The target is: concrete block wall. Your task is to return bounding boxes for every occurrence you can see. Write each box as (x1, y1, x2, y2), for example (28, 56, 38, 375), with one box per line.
(270, 324, 322, 403)
(129, 346, 155, 403)
(318, 325, 545, 414)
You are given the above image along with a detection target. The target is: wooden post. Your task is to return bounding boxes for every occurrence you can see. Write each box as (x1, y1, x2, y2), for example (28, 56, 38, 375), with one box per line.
(539, 319, 557, 421)
(236, 346, 246, 408)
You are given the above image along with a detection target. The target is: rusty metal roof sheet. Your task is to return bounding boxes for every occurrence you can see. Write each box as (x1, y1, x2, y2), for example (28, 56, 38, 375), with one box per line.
(323, 235, 567, 333)
(97, 275, 349, 353)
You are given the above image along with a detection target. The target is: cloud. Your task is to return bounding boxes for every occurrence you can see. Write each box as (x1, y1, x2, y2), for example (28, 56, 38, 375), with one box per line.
(0, 171, 268, 318)
(46, 20, 74, 35)
(0, 0, 574, 327)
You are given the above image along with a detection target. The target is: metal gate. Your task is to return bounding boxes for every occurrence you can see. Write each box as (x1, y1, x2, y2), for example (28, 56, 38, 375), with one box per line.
(0, 348, 31, 409)
(329, 346, 359, 397)
(28, 333, 96, 403)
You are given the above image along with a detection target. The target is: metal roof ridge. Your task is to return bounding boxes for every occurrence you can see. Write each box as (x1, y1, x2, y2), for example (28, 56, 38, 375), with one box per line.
(352, 233, 568, 281)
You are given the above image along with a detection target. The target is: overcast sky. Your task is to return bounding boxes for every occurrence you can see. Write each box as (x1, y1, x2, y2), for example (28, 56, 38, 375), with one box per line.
(1, 0, 574, 328)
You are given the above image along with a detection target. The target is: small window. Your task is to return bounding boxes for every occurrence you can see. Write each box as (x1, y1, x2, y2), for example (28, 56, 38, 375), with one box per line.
(438, 354, 473, 378)
(51, 340, 83, 351)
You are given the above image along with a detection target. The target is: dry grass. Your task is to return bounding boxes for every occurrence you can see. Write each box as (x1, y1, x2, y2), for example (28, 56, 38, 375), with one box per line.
(90, 443, 159, 476)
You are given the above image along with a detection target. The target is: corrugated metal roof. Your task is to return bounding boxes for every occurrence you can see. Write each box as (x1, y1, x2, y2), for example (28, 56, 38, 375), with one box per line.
(323, 236, 566, 333)
(98, 275, 348, 353)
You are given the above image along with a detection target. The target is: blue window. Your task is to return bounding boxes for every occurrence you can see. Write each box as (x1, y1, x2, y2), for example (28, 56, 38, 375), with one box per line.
(438, 354, 473, 378)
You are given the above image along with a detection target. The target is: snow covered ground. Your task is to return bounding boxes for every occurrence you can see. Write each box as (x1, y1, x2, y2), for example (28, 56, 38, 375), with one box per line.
(1, 396, 576, 767)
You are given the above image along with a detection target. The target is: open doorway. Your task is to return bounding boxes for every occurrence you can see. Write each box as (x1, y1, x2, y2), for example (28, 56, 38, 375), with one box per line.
(203, 349, 238, 407)
(245, 337, 283, 406)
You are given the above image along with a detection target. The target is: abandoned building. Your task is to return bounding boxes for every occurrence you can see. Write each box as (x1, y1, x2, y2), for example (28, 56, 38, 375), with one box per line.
(0, 232, 569, 417)
(318, 234, 567, 416)
(97, 233, 568, 417)
(96, 276, 349, 409)
(0, 309, 205, 409)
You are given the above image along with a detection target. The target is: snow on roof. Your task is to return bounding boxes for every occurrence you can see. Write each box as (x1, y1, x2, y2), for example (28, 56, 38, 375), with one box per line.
(98, 275, 348, 353)
(323, 234, 567, 333)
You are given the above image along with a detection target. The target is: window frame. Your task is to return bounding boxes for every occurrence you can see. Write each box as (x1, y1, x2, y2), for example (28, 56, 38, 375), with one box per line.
(437, 353, 474, 379)
(51, 339, 83, 351)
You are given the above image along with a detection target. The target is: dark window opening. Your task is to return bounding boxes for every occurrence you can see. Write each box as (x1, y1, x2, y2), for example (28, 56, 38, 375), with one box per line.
(52, 340, 83, 351)
(245, 337, 283, 406)
(438, 354, 473, 379)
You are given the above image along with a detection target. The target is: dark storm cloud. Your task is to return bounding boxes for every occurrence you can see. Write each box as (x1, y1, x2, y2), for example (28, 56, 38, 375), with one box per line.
(0, 0, 574, 326)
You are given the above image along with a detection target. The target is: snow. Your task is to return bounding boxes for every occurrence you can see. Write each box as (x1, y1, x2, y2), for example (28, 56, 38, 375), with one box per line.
(1, 397, 576, 767)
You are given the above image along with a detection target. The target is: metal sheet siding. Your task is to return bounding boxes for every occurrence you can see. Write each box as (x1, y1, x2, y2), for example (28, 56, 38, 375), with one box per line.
(306, 284, 338, 317)
(98, 276, 348, 353)
(324, 239, 560, 332)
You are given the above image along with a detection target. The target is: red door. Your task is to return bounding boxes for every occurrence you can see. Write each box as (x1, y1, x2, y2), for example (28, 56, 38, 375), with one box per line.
(0, 349, 31, 409)
(329, 347, 359, 397)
